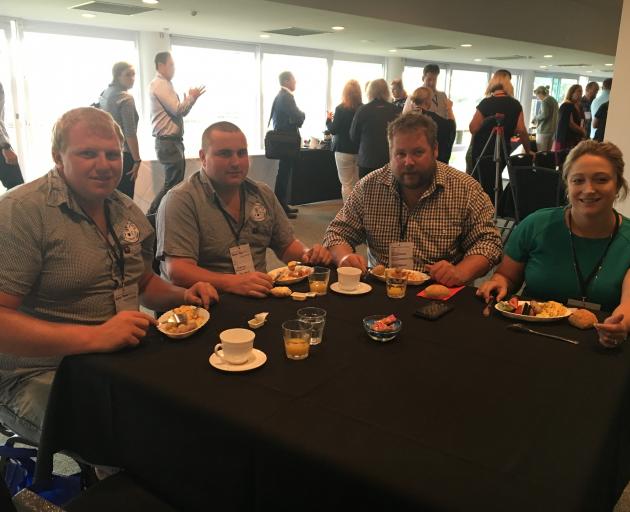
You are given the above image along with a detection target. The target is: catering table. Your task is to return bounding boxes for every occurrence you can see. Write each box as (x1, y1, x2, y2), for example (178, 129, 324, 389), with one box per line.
(37, 279, 630, 512)
(288, 149, 341, 205)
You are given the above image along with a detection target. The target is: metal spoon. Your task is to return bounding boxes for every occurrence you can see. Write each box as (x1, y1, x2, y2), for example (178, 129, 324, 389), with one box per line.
(507, 323, 579, 345)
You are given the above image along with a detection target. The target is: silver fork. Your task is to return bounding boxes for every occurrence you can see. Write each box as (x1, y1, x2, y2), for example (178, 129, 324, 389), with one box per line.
(507, 323, 579, 345)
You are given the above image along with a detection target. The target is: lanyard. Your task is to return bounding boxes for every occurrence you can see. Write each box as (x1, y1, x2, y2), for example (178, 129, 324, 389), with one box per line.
(82, 203, 125, 287)
(398, 184, 408, 240)
(215, 189, 246, 244)
(568, 209, 619, 302)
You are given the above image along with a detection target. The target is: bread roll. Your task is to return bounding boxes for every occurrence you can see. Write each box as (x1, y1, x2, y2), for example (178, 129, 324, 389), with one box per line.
(372, 264, 385, 276)
(568, 309, 597, 330)
(270, 286, 292, 298)
(423, 284, 451, 299)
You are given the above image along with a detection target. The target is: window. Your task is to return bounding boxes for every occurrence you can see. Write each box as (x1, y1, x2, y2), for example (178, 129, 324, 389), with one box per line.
(262, 52, 328, 144)
(556, 77, 578, 102)
(20, 30, 137, 181)
(0, 29, 16, 149)
(172, 43, 259, 156)
(530, 76, 553, 123)
(402, 65, 447, 94)
(330, 59, 384, 106)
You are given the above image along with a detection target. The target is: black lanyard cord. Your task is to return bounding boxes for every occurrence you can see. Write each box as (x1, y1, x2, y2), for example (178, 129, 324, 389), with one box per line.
(215, 189, 246, 245)
(81, 203, 125, 286)
(568, 208, 619, 302)
(398, 184, 408, 241)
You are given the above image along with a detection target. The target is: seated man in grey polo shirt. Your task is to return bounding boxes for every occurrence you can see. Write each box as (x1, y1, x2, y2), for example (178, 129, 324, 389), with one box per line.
(157, 121, 331, 298)
(0, 107, 218, 443)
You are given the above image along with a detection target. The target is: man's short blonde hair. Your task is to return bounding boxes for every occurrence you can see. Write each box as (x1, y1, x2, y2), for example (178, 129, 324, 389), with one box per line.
(367, 79, 391, 102)
(51, 107, 123, 154)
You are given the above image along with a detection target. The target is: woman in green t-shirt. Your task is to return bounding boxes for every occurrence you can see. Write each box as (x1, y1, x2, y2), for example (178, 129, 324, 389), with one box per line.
(478, 140, 630, 348)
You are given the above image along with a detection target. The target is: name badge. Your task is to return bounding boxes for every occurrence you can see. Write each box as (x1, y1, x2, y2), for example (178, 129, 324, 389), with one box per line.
(230, 244, 255, 274)
(389, 242, 414, 269)
(114, 283, 139, 313)
(567, 298, 601, 311)
(584, 111, 592, 121)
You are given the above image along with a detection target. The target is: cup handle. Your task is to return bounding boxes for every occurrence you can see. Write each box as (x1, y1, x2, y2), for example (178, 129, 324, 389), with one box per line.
(214, 343, 223, 360)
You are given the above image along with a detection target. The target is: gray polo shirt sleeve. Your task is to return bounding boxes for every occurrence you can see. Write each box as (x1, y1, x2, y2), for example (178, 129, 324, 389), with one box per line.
(156, 188, 200, 261)
(0, 197, 43, 297)
(118, 95, 139, 139)
(262, 184, 295, 257)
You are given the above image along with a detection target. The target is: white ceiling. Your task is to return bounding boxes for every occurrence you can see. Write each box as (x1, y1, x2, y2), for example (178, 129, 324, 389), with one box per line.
(0, 0, 619, 76)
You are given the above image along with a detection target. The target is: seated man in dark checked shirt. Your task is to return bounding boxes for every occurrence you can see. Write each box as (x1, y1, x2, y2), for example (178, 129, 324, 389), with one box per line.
(323, 112, 502, 287)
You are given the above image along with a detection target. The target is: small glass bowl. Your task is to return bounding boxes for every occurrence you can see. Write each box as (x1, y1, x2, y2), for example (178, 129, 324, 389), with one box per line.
(362, 315, 402, 343)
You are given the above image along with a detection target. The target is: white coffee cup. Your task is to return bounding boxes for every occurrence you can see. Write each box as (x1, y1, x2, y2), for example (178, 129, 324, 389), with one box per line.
(337, 266, 362, 291)
(214, 328, 255, 365)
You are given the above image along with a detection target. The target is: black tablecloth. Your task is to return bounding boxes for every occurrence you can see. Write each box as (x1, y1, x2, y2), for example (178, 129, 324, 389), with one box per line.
(289, 149, 341, 205)
(38, 280, 630, 511)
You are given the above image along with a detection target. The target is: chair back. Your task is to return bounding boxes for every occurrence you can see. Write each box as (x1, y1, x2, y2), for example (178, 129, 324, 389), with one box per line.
(507, 165, 561, 222)
(534, 151, 556, 170)
(509, 153, 533, 168)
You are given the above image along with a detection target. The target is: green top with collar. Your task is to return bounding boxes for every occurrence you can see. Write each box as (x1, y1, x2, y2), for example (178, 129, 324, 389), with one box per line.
(505, 207, 630, 312)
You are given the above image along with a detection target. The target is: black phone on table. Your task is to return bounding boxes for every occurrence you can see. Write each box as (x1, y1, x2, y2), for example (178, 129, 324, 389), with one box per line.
(414, 301, 454, 320)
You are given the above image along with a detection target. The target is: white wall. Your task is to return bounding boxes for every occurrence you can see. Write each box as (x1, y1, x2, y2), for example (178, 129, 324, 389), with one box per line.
(606, 0, 630, 217)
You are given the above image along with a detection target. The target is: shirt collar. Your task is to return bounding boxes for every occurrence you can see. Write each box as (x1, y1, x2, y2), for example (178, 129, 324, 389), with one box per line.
(281, 86, 294, 95)
(46, 168, 128, 216)
(198, 169, 260, 201)
(377, 162, 446, 199)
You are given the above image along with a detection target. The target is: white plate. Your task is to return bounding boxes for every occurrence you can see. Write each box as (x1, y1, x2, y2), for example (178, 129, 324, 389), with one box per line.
(330, 281, 372, 295)
(158, 307, 210, 339)
(209, 348, 267, 372)
(495, 301, 575, 323)
(370, 268, 430, 286)
(268, 265, 313, 285)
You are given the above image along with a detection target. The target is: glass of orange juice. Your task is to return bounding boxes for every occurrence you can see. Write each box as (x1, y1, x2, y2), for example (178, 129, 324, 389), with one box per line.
(308, 267, 330, 295)
(386, 268, 407, 299)
(282, 320, 311, 360)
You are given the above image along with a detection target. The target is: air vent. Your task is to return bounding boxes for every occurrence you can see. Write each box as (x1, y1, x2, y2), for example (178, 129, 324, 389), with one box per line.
(601, 68, 614, 72)
(70, 1, 158, 15)
(263, 27, 330, 36)
(399, 45, 454, 51)
(556, 63, 591, 67)
(486, 55, 532, 61)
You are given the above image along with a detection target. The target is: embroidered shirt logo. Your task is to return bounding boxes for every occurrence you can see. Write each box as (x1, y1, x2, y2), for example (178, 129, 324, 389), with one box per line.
(251, 202, 267, 222)
(122, 221, 140, 243)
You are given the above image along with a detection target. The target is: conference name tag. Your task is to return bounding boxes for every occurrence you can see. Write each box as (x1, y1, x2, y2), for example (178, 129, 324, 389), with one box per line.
(389, 242, 414, 269)
(114, 283, 139, 313)
(230, 244, 256, 275)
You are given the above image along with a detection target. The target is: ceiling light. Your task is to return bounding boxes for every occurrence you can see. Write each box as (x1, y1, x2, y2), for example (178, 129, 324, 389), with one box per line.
(543, 54, 553, 58)
(81, 13, 96, 18)
(142, 0, 160, 4)
(539, 65, 547, 68)
(605, 63, 613, 66)
(460, 43, 472, 47)
(331, 26, 345, 31)
(473, 58, 482, 62)
(259, 34, 271, 38)
(587, 70, 593, 73)
(388, 49, 397, 53)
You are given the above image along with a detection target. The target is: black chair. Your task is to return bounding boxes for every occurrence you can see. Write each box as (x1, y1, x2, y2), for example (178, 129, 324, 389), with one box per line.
(534, 151, 557, 170)
(509, 153, 533, 168)
(507, 165, 562, 222)
(556, 148, 571, 170)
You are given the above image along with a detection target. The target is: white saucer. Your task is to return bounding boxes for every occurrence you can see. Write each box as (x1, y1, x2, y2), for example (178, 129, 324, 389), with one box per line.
(209, 348, 267, 372)
(330, 281, 372, 295)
